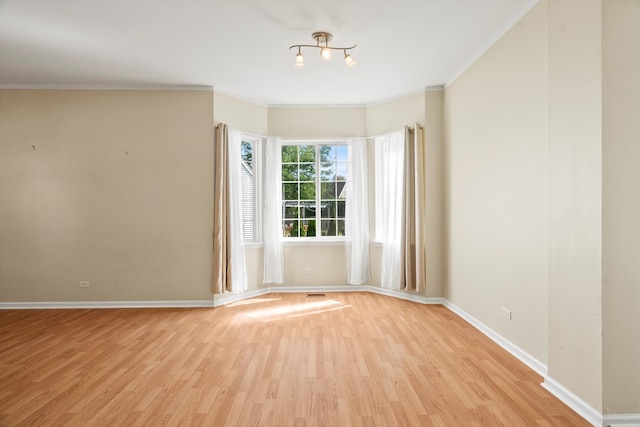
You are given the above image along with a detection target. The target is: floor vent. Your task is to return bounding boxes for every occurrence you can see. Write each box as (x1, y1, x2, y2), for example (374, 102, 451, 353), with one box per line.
(306, 293, 326, 297)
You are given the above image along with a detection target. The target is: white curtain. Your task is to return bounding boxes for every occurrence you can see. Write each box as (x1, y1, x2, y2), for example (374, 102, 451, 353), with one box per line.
(263, 136, 284, 284)
(227, 128, 248, 293)
(375, 130, 405, 290)
(345, 137, 370, 284)
(375, 126, 426, 292)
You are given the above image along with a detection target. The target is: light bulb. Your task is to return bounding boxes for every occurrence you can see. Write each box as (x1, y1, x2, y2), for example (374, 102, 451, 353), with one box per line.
(320, 47, 332, 59)
(344, 53, 356, 68)
(295, 51, 304, 68)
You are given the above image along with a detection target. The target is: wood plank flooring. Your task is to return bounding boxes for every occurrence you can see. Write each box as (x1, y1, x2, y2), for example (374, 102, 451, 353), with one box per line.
(0, 292, 589, 426)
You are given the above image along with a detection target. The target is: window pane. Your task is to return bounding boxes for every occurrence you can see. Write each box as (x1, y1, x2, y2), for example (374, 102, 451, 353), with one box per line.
(336, 163, 348, 180)
(300, 219, 316, 237)
(321, 220, 336, 236)
(299, 182, 315, 200)
(320, 162, 335, 181)
(284, 204, 299, 219)
(337, 200, 346, 218)
(336, 181, 347, 199)
(321, 200, 336, 218)
(320, 145, 335, 162)
(300, 202, 316, 218)
(321, 182, 335, 198)
(283, 183, 298, 200)
(283, 220, 298, 237)
(336, 145, 349, 162)
(337, 220, 345, 236)
(241, 141, 253, 167)
(282, 145, 298, 162)
(298, 163, 316, 181)
(282, 163, 297, 181)
(299, 145, 316, 162)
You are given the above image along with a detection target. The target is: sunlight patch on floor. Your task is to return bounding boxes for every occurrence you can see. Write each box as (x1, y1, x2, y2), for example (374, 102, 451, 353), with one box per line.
(225, 297, 282, 307)
(245, 299, 348, 320)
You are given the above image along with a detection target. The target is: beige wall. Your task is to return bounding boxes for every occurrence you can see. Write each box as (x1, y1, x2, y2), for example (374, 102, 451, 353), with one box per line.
(444, 1, 549, 364)
(214, 91, 268, 136)
(244, 248, 265, 292)
(0, 90, 215, 301)
(0, 92, 428, 299)
(444, 0, 639, 414)
(273, 244, 348, 288)
(424, 90, 445, 298)
(602, 0, 640, 415)
(268, 106, 366, 138)
(366, 92, 425, 137)
(547, 0, 603, 411)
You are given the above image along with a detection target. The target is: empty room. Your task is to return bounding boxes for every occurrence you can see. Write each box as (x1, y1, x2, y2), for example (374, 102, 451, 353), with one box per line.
(0, 0, 638, 426)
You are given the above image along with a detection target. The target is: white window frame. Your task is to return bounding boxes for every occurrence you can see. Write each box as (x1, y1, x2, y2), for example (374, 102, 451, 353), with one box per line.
(281, 140, 350, 242)
(240, 135, 262, 244)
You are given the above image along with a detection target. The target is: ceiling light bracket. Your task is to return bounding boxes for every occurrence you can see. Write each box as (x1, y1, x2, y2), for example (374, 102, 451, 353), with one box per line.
(289, 31, 357, 68)
(312, 31, 333, 46)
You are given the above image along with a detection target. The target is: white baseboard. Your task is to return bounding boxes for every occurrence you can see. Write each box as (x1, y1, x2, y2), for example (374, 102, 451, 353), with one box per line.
(443, 301, 615, 427)
(442, 300, 548, 377)
(0, 285, 439, 309)
(0, 300, 214, 309)
(213, 288, 271, 307)
(365, 285, 445, 304)
(267, 285, 444, 305)
(603, 414, 640, 427)
(541, 376, 603, 426)
(267, 285, 366, 294)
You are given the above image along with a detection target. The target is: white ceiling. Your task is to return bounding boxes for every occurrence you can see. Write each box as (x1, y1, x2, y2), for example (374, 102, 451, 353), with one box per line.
(0, 0, 537, 106)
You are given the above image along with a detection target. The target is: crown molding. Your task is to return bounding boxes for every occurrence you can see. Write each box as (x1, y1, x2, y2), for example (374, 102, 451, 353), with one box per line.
(0, 84, 213, 91)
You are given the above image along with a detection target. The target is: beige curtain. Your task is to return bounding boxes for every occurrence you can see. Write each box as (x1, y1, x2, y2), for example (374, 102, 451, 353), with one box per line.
(402, 124, 426, 292)
(211, 123, 232, 294)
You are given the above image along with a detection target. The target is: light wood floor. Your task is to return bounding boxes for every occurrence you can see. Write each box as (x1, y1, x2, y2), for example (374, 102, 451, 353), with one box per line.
(0, 292, 589, 426)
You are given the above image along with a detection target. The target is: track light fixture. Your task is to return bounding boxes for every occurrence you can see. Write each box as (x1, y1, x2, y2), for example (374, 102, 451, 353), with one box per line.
(289, 32, 357, 68)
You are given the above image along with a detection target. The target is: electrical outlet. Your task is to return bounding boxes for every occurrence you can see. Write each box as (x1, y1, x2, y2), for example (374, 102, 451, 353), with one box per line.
(79, 281, 90, 288)
(501, 307, 512, 320)
(305, 268, 315, 275)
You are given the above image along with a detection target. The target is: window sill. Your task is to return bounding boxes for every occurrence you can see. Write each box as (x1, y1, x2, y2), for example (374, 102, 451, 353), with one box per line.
(245, 240, 381, 249)
(283, 238, 346, 247)
(243, 242, 264, 250)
